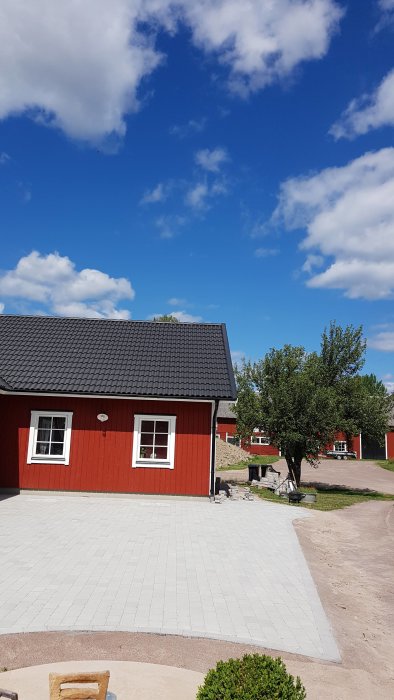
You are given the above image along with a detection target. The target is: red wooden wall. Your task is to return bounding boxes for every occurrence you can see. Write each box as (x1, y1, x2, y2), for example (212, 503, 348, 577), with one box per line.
(216, 418, 280, 456)
(0, 395, 212, 496)
(216, 419, 236, 442)
(324, 431, 361, 459)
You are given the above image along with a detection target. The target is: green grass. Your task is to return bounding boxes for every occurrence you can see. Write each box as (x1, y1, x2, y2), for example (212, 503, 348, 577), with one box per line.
(376, 459, 394, 473)
(250, 484, 394, 511)
(217, 455, 281, 471)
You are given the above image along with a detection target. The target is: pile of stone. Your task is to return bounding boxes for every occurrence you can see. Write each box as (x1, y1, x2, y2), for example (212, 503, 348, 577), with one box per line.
(215, 436, 250, 469)
(214, 484, 254, 503)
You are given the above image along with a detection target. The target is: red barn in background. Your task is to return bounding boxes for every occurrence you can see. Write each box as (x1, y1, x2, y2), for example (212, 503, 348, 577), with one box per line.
(217, 402, 394, 461)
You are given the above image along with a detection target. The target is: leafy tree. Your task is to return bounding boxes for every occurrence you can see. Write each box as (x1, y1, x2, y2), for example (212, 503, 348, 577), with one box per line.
(234, 322, 392, 486)
(152, 314, 180, 323)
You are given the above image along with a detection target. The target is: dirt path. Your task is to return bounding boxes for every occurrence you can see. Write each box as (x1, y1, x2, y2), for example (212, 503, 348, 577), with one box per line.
(291, 500, 394, 698)
(0, 501, 393, 698)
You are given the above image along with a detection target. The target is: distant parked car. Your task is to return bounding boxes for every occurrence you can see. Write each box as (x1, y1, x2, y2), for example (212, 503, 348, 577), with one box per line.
(325, 450, 357, 460)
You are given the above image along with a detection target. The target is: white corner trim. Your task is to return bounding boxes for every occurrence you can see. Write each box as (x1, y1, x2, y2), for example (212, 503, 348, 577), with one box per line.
(27, 410, 73, 465)
(132, 414, 176, 470)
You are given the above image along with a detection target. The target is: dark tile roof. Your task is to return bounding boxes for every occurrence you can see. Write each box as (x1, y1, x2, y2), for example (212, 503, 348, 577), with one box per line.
(217, 400, 236, 419)
(0, 315, 236, 400)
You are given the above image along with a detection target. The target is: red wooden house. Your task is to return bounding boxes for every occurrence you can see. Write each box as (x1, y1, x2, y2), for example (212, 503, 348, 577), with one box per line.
(0, 315, 236, 497)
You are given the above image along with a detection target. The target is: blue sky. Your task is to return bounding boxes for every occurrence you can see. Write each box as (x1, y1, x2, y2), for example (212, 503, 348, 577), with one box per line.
(0, 0, 394, 388)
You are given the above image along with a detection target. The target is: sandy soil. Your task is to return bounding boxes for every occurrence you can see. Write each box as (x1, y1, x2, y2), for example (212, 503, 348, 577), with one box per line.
(0, 500, 393, 698)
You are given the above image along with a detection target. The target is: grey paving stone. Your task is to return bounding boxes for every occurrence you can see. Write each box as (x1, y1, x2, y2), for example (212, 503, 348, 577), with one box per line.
(0, 494, 340, 661)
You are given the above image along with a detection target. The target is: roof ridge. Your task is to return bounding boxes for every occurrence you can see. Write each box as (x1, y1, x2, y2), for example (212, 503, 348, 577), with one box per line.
(0, 314, 224, 327)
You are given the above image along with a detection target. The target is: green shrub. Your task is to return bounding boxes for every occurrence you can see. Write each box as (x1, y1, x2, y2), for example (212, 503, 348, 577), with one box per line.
(196, 654, 306, 699)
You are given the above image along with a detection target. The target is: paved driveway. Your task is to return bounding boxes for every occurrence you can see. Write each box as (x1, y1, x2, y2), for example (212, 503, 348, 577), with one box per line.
(0, 494, 339, 661)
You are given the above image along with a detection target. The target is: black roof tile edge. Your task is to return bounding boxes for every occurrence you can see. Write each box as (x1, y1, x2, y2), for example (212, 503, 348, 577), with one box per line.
(4, 389, 236, 400)
(220, 323, 237, 400)
(0, 374, 13, 391)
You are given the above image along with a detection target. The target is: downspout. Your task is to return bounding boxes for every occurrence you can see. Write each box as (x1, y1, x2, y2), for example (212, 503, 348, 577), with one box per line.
(210, 399, 219, 498)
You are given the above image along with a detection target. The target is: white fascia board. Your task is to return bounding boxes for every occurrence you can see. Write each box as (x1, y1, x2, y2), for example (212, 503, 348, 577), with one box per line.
(0, 390, 217, 403)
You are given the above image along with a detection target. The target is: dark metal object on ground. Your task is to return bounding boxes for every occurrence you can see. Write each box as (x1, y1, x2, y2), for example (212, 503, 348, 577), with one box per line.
(248, 464, 261, 481)
(215, 477, 230, 497)
(0, 690, 18, 699)
(288, 491, 317, 504)
(288, 491, 305, 503)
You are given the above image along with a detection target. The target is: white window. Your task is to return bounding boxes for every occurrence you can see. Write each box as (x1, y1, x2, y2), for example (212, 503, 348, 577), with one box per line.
(334, 441, 347, 453)
(226, 433, 239, 446)
(251, 434, 271, 445)
(132, 414, 176, 469)
(27, 411, 73, 465)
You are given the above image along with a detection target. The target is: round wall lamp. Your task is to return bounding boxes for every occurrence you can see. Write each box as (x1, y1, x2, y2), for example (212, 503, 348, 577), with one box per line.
(97, 413, 109, 422)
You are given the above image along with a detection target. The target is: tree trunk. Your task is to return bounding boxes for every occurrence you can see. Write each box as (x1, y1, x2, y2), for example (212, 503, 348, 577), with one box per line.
(292, 460, 301, 487)
(285, 452, 302, 488)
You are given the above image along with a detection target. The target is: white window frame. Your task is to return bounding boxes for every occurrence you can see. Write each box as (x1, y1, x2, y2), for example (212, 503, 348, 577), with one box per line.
(27, 410, 73, 465)
(132, 414, 176, 469)
(334, 441, 347, 453)
(226, 432, 239, 446)
(251, 433, 271, 446)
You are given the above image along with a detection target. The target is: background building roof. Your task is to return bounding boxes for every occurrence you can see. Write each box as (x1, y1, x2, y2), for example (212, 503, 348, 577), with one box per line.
(217, 400, 237, 419)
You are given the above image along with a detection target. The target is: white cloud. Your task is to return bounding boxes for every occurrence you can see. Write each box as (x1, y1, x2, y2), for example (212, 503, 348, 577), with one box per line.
(0, 152, 10, 164)
(231, 349, 245, 365)
(185, 178, 227, 209)
(272, 147, 394, 299)
(168, 297, 187, 306)
(178, 0, 343, 96)
(0, 0, 343, 143)
(171, 310, 203, 322)
(0, 302, 4, 313)
(379, 0, 394, 11)
(254, 247, 279, 258)
(155, 214, 186, 238)
(0, 0, 162, 143)
(169, 118, 206, 138)
(368, 331, 394, 351)
(195, 147, 228, 172)
(382, 372, 394, 391)
(185, 182, 209, 209)
(149, 309, 202, 322)
(302, 254, 324, 273)
(375, 0, 394, 31)
(140, 182, 168, 204)
(0, 251, 134, 318)
(330, 69, 394, 140)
